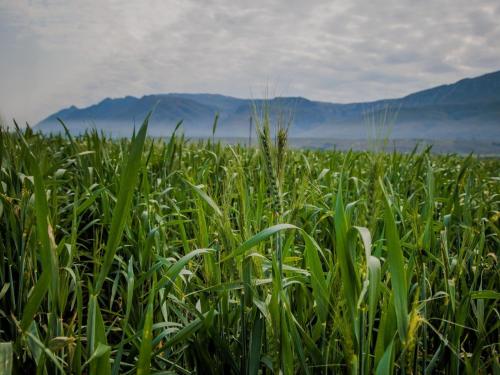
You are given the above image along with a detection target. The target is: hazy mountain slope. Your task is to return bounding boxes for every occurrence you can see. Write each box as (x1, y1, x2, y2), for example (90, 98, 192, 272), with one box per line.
(37, 70, 500, 139)
(400, 70, 500, 106)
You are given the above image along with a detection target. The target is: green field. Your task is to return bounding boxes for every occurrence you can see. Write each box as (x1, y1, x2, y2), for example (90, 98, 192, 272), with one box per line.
(0, 117, 499, 374)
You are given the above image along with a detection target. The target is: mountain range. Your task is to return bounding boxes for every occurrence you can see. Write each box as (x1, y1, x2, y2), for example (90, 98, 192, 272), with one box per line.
(37, 70, 500, 140)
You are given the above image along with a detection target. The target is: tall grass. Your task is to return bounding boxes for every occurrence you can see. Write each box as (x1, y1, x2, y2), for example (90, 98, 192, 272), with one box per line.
(0, 117, 499, 374)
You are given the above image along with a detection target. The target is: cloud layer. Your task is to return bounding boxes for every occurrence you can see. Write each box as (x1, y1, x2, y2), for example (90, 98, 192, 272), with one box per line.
(1, 0, 499, 124)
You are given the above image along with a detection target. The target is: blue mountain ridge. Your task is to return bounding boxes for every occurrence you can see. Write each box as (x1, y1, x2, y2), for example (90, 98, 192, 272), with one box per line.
(37, 70, 500, 140)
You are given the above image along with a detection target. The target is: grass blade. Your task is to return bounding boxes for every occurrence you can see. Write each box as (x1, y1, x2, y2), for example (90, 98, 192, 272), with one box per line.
(380, 178, 409, 343)
(137, 276, 156, 375)
(95, 112, 151, 294)
(0, 342, 13, 375)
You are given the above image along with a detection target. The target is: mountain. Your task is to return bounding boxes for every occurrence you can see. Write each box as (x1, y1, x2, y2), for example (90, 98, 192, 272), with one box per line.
(37, 70, 500, 140)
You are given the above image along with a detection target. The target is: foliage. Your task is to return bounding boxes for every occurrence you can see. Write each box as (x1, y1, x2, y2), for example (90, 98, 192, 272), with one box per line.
(0, 120, 499, 374)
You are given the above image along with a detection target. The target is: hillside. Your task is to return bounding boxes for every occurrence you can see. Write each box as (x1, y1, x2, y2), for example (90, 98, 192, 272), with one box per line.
(37, 70, 500, 140)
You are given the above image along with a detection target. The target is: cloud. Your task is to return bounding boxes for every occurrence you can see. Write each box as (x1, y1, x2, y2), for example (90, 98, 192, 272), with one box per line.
(0, 0, 499, 124)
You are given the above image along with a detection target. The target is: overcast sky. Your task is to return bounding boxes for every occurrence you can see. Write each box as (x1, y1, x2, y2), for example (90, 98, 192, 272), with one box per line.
(1, 0, 499, 124)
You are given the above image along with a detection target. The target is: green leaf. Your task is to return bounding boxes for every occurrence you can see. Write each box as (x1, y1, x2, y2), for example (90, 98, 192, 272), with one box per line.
(166, 314, 206, 347)
(87, 295, 111, 375)
(24, 329, 66, 373)
(95, 112, 150, 294)
(137, 277, 156, 375)
(375, 339, 394, 375)
(303, 233, 329, 323)
(335, 177, 361, 341)
(380, 178, 409, 343)
(0, 342, 13, 375)
(156, 248, 215, 291)
(21, 271, 50, 331)
(18, 128, 60, 330)
(222, 224, 298, 262)
(248, 314, 264, 375)
(83, 343, 111, 369)
(351, 226, 381, 334)
(470, 290, 500, 300)
(185, 181, 223, 218)
(112, 258, 135, 375)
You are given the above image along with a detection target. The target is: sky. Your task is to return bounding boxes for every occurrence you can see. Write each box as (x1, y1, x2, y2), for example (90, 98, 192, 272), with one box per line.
(1, 0, 499, 125)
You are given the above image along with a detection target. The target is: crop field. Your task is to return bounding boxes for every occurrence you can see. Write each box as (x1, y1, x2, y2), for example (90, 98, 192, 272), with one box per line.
(0, 115, 499, 374)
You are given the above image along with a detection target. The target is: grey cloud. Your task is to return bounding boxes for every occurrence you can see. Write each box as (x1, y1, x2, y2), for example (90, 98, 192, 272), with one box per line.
(0, 0, 499, 125)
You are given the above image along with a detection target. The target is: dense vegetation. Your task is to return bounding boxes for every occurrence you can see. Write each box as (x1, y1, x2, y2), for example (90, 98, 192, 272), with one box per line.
(0, 116, 499, 374)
